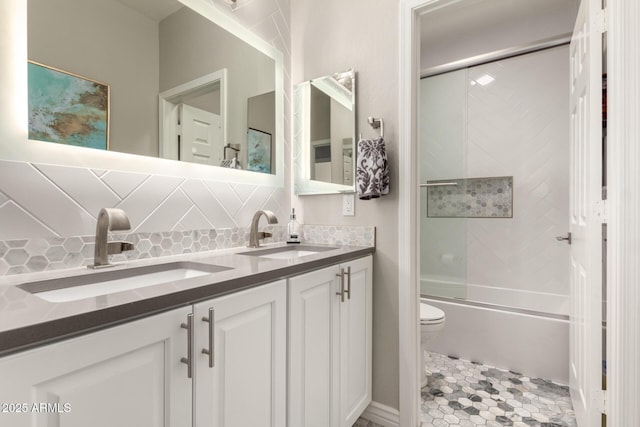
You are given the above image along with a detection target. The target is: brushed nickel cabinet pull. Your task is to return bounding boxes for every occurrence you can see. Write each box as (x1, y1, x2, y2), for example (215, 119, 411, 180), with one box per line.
(556, 232, 572, 245)
(201, 307, 214, 368)
(345, 266, 352, 300)
(336, 268, 346, 303)
(180, 313, 194, 379)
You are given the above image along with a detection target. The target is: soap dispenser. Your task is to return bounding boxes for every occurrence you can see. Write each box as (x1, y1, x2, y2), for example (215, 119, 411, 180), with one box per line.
(287, 208, 301, 244)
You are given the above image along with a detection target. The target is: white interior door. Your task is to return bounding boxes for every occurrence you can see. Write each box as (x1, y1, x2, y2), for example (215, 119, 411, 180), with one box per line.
(180, 103, 221, 165)
(569, 0, 604, 425)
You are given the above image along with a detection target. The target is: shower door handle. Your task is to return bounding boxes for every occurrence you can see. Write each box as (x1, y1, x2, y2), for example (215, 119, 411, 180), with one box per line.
(420, 182, 458, 187)
(555, 232, 572, 245)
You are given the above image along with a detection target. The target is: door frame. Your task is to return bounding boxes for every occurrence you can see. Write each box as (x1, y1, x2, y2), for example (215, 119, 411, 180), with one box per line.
(159, 69, 227, 161)
(398, 0, 639, 425)
(606, 2, 640, 425)
(398, 2, 440, 426)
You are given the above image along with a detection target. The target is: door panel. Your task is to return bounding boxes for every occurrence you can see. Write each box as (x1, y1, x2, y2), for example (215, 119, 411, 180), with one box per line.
(339, 257, 372, 427)
(194, 280, 286, 427)
(288, 266, 340, 427)
(180, 103, 221, 165)
(0, 307, 192, 427)
(34, 343, 165, 427)
(569, 0, 603, 424)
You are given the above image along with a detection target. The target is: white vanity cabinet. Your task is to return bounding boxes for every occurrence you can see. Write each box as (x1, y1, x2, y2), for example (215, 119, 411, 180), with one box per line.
(0, 306, 193, 427)
(0, 279, 287, 427)
(0, 254, 369, 427)
(192, 279, 287, 427)
(288, 256, 373, 427)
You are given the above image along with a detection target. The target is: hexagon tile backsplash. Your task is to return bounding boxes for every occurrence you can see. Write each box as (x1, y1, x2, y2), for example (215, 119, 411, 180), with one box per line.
(0, 225, 375, 277)
(0, 227, 281, 276)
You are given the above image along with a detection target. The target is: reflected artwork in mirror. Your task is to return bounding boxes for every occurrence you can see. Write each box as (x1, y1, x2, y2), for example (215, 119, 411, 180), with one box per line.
(27, 0, 279, 176)
(294, 69, 356, 195)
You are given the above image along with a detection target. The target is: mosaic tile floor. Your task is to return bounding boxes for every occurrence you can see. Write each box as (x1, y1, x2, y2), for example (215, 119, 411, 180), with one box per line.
(354, 351, 576, 427)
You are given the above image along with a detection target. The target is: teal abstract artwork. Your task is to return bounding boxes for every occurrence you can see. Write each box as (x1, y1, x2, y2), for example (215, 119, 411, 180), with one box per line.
(28, 61, 109, 150)
(247, 128, 272, 174)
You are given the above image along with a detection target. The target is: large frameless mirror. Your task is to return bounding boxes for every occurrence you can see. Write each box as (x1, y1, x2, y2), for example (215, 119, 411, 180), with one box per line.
(294, 69, 356, 195)
(2, 0, 284, 185)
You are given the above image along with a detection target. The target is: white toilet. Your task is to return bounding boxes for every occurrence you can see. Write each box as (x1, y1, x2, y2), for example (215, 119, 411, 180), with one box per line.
(420, 302, 446, 387)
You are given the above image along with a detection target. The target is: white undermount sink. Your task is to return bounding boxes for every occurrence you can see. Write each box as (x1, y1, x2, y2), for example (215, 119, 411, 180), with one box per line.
(18, 261, 232, 303)
(258, 250, 320, 259)
(238, 245, 337, 260)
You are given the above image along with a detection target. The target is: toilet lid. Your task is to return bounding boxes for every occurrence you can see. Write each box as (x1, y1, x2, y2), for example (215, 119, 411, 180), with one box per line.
(420, 303, 445, 323)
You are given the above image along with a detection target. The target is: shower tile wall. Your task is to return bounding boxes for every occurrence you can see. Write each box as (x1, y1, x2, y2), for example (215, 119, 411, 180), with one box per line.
(420, 45, 570, 311)
(465, 46, 570, 301)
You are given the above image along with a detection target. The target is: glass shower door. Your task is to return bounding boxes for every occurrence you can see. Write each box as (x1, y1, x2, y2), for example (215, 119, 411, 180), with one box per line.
(419, 69, 468, 300)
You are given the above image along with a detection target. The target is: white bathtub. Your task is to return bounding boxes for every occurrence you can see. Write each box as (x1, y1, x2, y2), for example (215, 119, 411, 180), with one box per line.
(421, 279, 570, 384)
(421, 277, 570, 316)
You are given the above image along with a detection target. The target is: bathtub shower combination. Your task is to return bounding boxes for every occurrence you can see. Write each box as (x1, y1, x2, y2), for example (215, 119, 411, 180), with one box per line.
(419, 44, 572, 385)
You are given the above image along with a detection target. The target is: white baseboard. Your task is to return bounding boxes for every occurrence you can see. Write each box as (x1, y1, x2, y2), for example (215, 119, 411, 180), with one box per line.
(360, 401, 400, 427)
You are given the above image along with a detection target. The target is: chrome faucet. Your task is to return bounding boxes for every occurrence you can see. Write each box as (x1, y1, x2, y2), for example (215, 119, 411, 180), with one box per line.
(248, 210, 278, 248)
(89, 208, 135, 269)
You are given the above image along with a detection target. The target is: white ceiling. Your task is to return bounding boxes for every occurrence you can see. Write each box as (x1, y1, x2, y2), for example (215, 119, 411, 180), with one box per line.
(420, 0, 580, 70)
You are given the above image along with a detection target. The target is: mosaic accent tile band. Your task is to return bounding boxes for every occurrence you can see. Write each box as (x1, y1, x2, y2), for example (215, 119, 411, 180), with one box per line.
(301, 225, 376, 247)
(0, 225, 375, 277)
(426, 176, 513, 218)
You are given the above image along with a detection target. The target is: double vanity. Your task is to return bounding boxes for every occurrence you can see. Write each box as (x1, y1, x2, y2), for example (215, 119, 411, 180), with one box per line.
(1, 0, 372, 424)
(0, 242, 373, 427)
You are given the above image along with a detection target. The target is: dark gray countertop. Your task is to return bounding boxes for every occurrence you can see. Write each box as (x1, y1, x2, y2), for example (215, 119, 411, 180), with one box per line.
(0, 243, 374, 356)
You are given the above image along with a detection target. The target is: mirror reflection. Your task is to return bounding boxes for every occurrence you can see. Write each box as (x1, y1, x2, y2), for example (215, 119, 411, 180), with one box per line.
(294, 69, 356, 195)
(28, 0, 277, 174)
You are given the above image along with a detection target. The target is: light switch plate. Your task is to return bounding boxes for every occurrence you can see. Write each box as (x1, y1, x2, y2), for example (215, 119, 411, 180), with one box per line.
(343, 194, 355, 216)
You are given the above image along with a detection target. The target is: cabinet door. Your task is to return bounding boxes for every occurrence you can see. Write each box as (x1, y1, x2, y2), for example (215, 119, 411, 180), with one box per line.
(288, 265, 341, 427)
(339, 256, 373, 427)
(0, 306, 192, 427)
(194, 280, 286, 427)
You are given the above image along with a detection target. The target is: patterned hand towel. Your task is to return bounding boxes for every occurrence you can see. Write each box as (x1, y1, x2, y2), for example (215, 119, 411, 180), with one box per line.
(356, 137, 389, 199)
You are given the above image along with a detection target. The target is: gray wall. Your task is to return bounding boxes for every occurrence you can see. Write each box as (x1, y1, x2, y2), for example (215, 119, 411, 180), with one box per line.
(28, 0, 160, 157)
(291, 0, 401, 411)
(160, 7, 276, 164)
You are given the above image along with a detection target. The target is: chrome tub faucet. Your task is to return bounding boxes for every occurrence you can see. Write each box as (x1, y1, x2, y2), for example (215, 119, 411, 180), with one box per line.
(89, 208, 135, 269)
